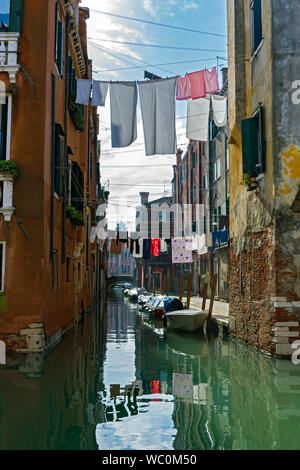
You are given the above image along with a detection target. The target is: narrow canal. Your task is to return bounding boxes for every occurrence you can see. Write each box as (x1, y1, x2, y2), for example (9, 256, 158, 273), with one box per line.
(1, 290, 300, 450)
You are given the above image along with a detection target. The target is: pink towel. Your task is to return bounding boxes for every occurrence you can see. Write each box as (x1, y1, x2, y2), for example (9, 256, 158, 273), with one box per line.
(176, 75, 191, 100)
(204, 67, 219, 94)
(188, 70, 206, 100)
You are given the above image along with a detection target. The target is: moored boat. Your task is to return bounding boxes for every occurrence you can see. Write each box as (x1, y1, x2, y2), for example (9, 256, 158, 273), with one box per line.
(164, 309, 207, 332)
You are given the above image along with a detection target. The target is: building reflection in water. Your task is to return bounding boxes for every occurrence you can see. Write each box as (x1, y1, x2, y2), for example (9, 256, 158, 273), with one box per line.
(1, 292, 300, 450)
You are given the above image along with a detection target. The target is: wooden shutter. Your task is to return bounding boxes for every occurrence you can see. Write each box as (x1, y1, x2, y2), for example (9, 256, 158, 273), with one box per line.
(60, 22, 65, 77)
(192, 152, 196, 169)
(258, 104, 265, 172)
(242, 118, 259, 177)
(9, 0, 23, 33)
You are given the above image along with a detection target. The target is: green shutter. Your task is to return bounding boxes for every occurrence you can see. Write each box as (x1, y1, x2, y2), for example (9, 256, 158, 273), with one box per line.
(0, 99, 8, 161)
(60, 22, 64, 77)
(55, 3, 58, 62)
(242, 118, 259, 177)
(9, 0, 23, 33)
(258, 104, 265, 173)
(192, 152, 196, 169)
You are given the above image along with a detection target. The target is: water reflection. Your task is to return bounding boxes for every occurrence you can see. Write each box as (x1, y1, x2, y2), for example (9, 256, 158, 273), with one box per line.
(1, 291, 300, 450)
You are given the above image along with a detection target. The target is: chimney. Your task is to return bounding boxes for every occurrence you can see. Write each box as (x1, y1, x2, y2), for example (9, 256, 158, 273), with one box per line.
(140, 192, 149, 205)
(176, 148, 183, 166)
(221, 67, 228, 87)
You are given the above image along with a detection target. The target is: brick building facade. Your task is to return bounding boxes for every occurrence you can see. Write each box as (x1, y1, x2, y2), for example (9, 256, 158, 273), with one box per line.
(0, 0, 108, 353)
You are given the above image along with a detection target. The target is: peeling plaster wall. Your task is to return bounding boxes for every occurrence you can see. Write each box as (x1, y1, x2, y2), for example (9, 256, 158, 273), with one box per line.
(271, 0, 300, 303)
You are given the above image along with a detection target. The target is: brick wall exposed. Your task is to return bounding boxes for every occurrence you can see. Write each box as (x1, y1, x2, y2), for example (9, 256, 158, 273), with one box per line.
(229, 226, 300, 356)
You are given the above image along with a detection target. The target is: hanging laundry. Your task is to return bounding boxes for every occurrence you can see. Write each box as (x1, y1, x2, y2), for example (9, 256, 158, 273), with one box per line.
(133, 238, 143, 258)
(212, 231, 221, 252)
(176, 74, 191, 101)
(138, 77, 177, 156)
(92, 80, 109, 107)
(160, 239, 168, 253)
(204, 67, 219, 95)
(220, 229, 229, 244)
(110, 81, 137, 148)
(186, 96, 210, 142)
(143, 239, 151, 260)
(212, 95, 227, 127)
(110, 239, 122, 255)
(197, 234, 208, 255)
(75, 79, 92, 105)
(172, 238, 193, 264)
(151, 239, 160, 257)
(188, 70, 206, 100)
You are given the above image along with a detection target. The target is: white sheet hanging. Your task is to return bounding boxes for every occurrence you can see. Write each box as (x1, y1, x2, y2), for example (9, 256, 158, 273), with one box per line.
(212, 95, 227, 127)
(75, 79, 92, 105)
(186, 96, 210, 142)
(92, 80, 109, 107)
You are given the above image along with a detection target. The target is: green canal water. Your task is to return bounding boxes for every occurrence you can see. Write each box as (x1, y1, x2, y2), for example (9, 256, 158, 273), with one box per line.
(1, 290, 300, 450)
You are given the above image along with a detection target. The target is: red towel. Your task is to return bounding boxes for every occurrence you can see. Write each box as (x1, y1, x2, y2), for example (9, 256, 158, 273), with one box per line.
(188, 70, 206, 100)
(151, 239, 160, 257)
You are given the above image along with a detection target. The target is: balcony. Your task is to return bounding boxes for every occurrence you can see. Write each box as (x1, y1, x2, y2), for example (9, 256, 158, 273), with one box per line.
(0, 32, 20, 84)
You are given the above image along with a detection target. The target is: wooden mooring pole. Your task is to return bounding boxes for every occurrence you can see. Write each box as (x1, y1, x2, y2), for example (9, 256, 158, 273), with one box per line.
(202, 283, 208, 311)
(166, 274, 172, 297)
(179, 273, 185, 302)
(186, 272, 193, 310)
(207, 274, 217, 328)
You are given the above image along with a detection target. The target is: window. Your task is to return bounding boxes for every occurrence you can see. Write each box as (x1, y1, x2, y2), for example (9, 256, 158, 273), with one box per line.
(0, 242, 6, 293)
(71, 162, 84, 212)
(55, 3, 64, 76)
(210, 120, 219, 141)
(251, 0, 263, 55)
(202, 174, 207, 191)
(52, 250, 58, 291)
(242, 104, 265, 176)
(192, 152, 196, 169)
(0, 0, 23, 33)
(213, 159, 221, 182)
(0, 98, 8, 161)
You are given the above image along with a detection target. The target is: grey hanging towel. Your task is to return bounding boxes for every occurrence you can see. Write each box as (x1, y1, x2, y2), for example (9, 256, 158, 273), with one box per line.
(138, 77, 177, 156)
(92, 80, 109, 107)
(110, 81, 137, 148)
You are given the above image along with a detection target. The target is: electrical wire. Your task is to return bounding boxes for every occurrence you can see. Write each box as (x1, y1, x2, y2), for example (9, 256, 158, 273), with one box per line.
(89, 41, 175, 76)
(90, 10, 227, 38)
(93, 57, 219, 74)
(88, 37, 227, 53)
(89, 41, 175, 75)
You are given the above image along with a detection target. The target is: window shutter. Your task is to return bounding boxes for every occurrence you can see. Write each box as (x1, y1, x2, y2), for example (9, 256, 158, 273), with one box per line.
(60, 22, 65, 77)
(9, 0, 23, 33)
(242, 118, 259, 177)
(258, 104, 265, 172)
(192, 152, 196, 169)
(55, 3, 59, 62)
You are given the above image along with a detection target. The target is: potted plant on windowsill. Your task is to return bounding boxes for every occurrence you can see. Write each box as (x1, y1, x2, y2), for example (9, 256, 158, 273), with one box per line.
(66, 205, 85, 226)
(0, 160, 19, 180)
(240, 173, 259, 192)
(68, 91, 85, 132)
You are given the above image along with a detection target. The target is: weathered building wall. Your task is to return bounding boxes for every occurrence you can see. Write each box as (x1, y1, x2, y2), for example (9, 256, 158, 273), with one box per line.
(227, 0, 300, 355)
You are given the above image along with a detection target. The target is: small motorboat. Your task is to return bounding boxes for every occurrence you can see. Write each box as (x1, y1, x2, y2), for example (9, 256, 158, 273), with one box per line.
(145, 296, 184, 318)
(163, 309, 207, 332)
(128, 287, 146, 302)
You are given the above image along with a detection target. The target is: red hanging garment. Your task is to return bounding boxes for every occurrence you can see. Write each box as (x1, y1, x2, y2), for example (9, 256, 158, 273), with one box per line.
(151, 239, 160, 257)
(188, 70, 206, 100)
(204, 67, 219, 95)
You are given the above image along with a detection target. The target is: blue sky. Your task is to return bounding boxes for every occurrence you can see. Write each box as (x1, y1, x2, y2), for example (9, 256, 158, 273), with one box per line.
(81, 0, 227, 230)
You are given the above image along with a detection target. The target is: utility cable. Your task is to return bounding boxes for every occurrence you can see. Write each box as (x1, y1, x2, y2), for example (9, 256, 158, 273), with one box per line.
(90, 10, 227, 38)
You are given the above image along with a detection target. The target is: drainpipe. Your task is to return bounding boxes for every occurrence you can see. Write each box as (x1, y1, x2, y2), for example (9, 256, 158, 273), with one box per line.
(62, 13, 70, 264)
